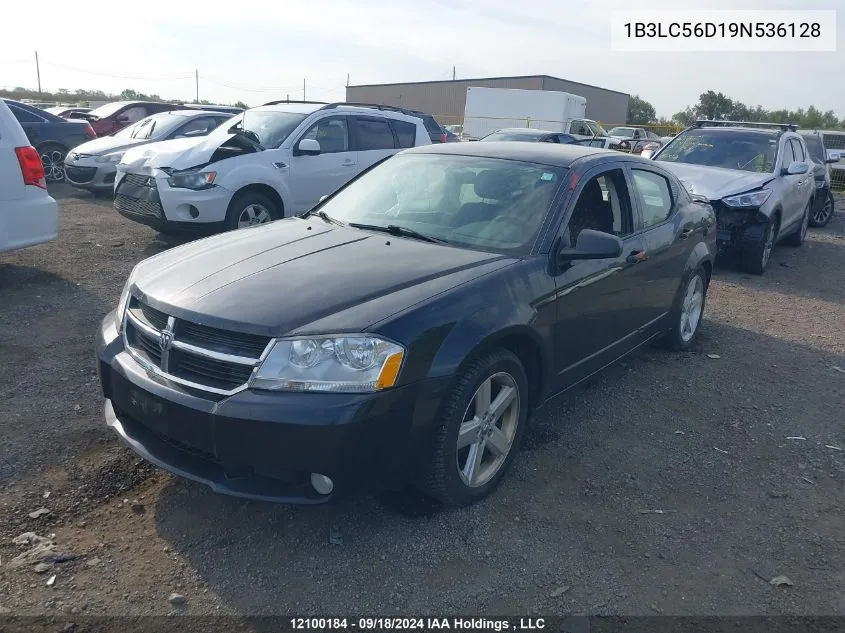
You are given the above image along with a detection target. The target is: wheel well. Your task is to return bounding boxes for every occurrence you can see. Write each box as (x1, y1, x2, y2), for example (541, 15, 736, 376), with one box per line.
(458, 334, 543, 407)
(700, 260, 712, 287)
(231, 184, 284, 216)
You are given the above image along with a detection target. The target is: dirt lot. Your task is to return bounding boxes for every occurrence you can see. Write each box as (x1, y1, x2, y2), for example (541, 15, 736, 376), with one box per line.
(1, 184, 844, 618)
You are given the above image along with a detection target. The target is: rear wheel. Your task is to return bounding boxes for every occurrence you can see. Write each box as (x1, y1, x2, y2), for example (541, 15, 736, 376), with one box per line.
(224, 190, 280, 231)
(418, 349, 528, 507)
(741, 218, 777, 275)
(38, 144, 67, 183)
(659, 266, 708, 351)
(784, 201, 810, 247)
(809, 190, 835, 227)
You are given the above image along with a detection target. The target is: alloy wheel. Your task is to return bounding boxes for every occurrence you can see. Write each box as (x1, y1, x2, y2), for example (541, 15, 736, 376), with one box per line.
(811, 194, 834, 226)
(679, 275, 704, 343)
(40, 149, 66, 183)
(800, 205, 810, 241)
(237, 203, 272, 228)
(761, 223, 775, 269)
(456, 372, 520, 488)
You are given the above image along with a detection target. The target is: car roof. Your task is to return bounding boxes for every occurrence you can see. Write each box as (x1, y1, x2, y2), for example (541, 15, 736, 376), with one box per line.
(165, 109, 231, 117)
(256, 102, 424, 122)
(493, 128, 554, 134)
(686, 126, 781, 136)
(403, 140, 616, 167)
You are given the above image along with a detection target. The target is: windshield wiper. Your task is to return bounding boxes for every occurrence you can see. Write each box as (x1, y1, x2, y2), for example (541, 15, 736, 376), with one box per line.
(310, 210, 344, 226)
(348, 223, 445, 244)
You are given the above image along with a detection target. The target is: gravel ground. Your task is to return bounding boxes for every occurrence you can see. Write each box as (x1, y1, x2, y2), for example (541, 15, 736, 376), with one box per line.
(0, 184, 843, 618)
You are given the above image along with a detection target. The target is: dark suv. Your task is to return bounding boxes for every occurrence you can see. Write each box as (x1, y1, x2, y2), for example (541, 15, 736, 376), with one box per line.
(800, 130, 839, 227)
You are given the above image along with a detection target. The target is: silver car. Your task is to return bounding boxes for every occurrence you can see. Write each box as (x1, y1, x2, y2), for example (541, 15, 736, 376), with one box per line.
(64, 110, 234, 194)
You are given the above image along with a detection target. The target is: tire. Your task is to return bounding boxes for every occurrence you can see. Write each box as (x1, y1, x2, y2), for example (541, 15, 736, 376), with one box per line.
(224, 190, 280, 231)
(809, 190, 835, 228)
(783, 201, 811, 247)
(38, 144, 68, 183)
(740, 217, 778, 275)
(418, 349, 528, 507)
(659, 266, 708, 351)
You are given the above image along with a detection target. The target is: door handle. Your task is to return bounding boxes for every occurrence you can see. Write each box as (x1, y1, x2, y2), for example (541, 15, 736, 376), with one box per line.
(626, 249, 648, 264)
(679, 227, 694, 240)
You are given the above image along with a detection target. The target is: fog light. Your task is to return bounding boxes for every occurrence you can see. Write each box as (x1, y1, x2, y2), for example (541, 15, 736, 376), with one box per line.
(188, 206, 199, 219)
(311, 473, 334, 495)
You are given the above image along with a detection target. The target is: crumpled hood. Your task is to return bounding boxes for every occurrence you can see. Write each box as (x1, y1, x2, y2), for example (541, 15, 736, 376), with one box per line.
(120, 134, 234, 170)
(133, 218, 513, 337)
(656, 161, 773, 200)
(69, 136, 150, 157)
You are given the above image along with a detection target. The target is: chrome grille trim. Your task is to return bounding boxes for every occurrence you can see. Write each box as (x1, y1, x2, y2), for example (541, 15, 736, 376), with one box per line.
(122, 299, 273, 396)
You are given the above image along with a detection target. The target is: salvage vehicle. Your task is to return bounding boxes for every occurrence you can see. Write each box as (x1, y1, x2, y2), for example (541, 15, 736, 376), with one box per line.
(84, 101, 184, 137)
(0, 99, 58, 253)
(479, 128, 611, 147)
(113, 101, 431, 233)
(65, 110, 234, 195)
(607, 126, 663, 153)
(3, 98, 97, 183)
(800, 130, 840, 227)
(652, 120, 814, 274)
(96, 142, 716, 506)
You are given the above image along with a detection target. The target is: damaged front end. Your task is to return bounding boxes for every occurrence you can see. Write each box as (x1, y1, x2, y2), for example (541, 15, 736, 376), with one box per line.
(711, 189, 773, 255)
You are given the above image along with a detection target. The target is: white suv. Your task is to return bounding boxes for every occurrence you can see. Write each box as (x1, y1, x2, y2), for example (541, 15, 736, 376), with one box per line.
(114, 101, 432, 233)
(0, 99, 59, 253)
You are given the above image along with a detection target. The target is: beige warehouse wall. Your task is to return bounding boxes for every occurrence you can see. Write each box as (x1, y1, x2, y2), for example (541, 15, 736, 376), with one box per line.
(346, 76, 629, 128)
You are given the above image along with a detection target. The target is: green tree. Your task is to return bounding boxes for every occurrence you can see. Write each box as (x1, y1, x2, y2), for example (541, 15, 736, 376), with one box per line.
(233, 101, 249, 109)
(695, 91, 735, 120)
(627, 94, 656, 124)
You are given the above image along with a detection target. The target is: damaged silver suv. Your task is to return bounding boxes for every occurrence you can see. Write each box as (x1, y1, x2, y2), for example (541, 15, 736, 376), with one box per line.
(652, 120, 815, 274)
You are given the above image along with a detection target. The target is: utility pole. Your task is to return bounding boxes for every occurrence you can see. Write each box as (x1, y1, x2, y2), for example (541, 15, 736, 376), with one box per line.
(452, 66, 456, 80)
(195, 69, 199, 103)
(346, 73, 350, 87)
(303, 78, 306, 100)
(35, 51, 42, 96)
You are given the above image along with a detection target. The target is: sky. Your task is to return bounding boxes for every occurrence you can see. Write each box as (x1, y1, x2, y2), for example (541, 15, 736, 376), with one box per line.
(1, 0, 842, 119)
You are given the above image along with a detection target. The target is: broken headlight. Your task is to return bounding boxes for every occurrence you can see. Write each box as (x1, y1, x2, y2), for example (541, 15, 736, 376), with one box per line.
(722, 189, 771, 209)
(167, 170, 216, 190)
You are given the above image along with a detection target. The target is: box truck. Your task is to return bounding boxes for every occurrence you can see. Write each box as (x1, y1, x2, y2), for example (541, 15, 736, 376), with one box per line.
(462, 87, 605, 140)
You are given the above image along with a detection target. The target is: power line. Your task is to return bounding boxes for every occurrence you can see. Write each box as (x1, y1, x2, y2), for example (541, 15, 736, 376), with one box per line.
(39, 58, 193, 81)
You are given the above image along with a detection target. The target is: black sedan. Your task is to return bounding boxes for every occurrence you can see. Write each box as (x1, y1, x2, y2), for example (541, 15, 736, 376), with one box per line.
(95, 142, 716, 506)
(481, 127, 607, 147)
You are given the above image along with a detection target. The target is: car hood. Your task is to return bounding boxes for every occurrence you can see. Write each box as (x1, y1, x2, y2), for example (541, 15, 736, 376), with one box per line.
(120, 134, 233, 170)
(655, 161, 773, 200)
(70, 136, 150, 157)
(132, 218, 514, 337)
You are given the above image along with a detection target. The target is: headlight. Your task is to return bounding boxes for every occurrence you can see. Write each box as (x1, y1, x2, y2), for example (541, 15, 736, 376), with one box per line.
(722, 189, 772, 208)
(250, 335, 405, 393)
(95, 152, 125, 164)
(167, 170, 216, 190)
(115, 265, 139, 332)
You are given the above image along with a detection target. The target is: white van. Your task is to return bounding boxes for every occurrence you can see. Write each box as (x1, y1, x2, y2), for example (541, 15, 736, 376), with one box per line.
(114, 101, 431, 234)
(0, 100, 59, 253)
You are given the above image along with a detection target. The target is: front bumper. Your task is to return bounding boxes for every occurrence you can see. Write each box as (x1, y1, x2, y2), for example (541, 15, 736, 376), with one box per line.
(711, 201, 772, 253)
(64, 157, 117, 192)
(96, 313, 446, 503)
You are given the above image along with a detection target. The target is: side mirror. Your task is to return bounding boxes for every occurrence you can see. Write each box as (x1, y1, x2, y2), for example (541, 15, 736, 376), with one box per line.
(296, 138, 321, 156)
(784, 161, 810, 176)
(319, 194, 329, 203)
(558, 229, 623, 262)
(826, 151, 841, 164)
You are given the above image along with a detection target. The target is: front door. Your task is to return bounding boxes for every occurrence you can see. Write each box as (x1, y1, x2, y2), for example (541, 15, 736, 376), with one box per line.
(551, 165, 650, 391)
(288, 115, 357, 214)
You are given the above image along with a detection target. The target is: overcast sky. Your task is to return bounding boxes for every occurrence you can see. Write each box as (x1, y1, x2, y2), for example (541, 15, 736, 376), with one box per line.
(1, 0, 842, 119)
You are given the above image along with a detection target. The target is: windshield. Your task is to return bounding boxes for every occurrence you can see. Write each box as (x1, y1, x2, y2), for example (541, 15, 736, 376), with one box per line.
(609, 127, 637, 137)
(802, 134, 825, 163)
(212, 109, 308, 147)
(655, 129, 779, 173)
(87, 102, 132, 120)
(315, 154, 563, 255)
(113, 112, 188, 140)
(481, 130, 547, 142)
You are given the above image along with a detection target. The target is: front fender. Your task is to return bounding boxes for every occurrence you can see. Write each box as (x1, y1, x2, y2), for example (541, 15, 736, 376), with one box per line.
(217, 161, 291, 208)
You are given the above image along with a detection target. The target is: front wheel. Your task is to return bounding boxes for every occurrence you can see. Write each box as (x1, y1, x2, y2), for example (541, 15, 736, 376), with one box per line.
(741, 218, 777, 275)
(784, 201, 810, 247)
(418, 349, 528, 506)
(809, 190, 835, 228)
(224, 190, 280, 231)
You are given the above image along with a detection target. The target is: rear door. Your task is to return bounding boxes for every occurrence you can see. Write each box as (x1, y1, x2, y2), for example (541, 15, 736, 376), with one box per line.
(350, 115, 398, 171)
(789, 137, 814, 222)
(288, 114, 356, 213)
(778, 137, 801, 229)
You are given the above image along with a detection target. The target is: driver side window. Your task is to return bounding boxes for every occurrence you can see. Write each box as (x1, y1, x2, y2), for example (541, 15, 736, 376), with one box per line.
(781, 139, 795, 168)
(565, 168, 634, 247)
(300, 116, 350, 154)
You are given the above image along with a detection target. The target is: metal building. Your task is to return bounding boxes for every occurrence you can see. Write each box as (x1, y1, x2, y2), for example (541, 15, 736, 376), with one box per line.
(346, 74, 630, 128)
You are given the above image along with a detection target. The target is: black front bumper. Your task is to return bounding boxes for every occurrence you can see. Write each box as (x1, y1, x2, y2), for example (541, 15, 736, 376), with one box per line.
(96, 313, 447, 503)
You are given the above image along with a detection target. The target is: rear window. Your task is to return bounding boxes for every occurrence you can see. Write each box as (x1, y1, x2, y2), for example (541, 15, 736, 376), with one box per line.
(421, 115, 443, 135)
(391, 119, 417, 148)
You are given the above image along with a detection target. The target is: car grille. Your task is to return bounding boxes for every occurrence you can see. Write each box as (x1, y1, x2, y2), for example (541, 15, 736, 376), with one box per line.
(114, 194, 163, 218)
(123, 173, 157, 188)
(123, 297, 272, 394)
(65, 165, 97, 183)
